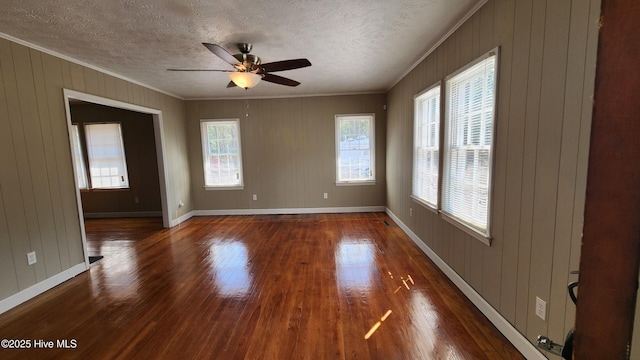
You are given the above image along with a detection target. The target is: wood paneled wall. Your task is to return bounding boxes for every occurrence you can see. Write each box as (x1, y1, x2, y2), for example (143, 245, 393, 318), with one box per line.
(385, 0, 600, 356)
(186, 95, 386, 211)
(0, 38, 189, 301)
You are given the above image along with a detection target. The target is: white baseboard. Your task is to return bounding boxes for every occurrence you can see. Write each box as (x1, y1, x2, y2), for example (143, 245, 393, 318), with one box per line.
(193, 206, 385, 217)
(83, 211, 162, 219)
(169, 207, 384, 228)
(170, 210, 195, 227)
(0, 263, 87, 315)
(385, 208, 546, 360)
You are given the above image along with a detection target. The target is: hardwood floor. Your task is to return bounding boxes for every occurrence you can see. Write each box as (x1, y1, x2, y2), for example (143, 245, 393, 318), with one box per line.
(0, 213, 524, 359)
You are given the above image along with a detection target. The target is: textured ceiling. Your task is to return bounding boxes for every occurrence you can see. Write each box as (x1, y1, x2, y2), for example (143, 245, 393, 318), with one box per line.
(0, 0, 482, 99)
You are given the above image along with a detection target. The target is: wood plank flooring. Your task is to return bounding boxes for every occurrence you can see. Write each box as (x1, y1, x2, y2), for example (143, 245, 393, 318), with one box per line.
(0, 213, 524, 359)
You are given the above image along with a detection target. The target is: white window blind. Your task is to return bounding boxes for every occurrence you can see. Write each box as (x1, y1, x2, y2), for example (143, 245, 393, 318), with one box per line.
(70, 124, 88, 189)
(200, 119, 244, 188)
(442, 50, 497, 237)
(335, 114, 375, 184)
(85, 123, 130, 189)
(413, 84, 441, 208)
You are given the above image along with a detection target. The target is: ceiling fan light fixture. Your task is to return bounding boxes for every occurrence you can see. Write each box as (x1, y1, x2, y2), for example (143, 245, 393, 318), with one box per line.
(229, 72, 261, 89)
(172, 43, 310, 88)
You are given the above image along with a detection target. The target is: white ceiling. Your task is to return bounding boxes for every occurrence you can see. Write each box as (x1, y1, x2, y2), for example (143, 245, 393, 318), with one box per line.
(0, 0, 483, 99)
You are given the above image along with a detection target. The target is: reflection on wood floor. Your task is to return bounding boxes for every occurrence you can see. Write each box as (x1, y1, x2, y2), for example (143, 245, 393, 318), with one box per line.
(0, 213, 524, 359)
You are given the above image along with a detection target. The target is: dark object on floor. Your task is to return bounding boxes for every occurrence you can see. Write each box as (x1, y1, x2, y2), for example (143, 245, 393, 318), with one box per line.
(89, 255, 104, 264)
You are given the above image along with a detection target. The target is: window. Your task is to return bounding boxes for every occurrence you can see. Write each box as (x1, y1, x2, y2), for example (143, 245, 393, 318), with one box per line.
(200, 119, 244, 189)
(84, 123, 130, 189)
(412, 83, 441, 208)
(442, 49, 498, 239)
(335, 114, 375, 184)
(70, 124, 88, 189)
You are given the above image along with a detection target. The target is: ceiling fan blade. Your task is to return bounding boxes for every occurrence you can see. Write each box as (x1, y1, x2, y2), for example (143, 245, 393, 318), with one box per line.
(259, 59, 311, 73)
(167, 68, 234, 72)
(262, 73, 301, 87)
(226, 81, 237, 88)
(202, 43, 239, 66)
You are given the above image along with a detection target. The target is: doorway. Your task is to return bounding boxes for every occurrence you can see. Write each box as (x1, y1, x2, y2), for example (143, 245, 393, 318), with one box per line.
(62, 89, 171, 266)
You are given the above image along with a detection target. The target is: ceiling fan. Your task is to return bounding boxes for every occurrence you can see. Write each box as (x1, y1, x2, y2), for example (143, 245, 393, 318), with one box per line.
(168, 42, 311, 89)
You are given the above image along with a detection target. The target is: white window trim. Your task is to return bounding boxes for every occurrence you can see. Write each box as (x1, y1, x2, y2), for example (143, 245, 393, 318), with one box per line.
(335, 114, 376, 185)
(412, 82, 441, 212)
(200, 119, 245, 190)
(335, 181, 377, 187)
(410, 196, 439, 214)
(70, 124, 89, 190)
(441, 47, 499, 245)
(441, 212, 492, 246)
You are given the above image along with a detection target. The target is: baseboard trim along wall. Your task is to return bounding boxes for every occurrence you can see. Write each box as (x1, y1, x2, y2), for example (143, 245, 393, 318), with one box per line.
(0, 263, 87, 315)
(385, 208, 546, 360)
(193, 206, 386, 217)
(170, 210, 195, 228)
(170, 207, 385, 227)
(83, 211, 163, 219)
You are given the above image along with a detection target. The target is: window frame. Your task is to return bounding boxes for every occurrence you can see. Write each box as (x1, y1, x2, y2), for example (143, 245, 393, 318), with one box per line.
(84, 122, 130, 190)
(200, 119, 245, 190)
(412, 82, 442, 211)
(334, 114, 376, 185)
(441, 47, 499, 244)
(70, 124, 89, 190)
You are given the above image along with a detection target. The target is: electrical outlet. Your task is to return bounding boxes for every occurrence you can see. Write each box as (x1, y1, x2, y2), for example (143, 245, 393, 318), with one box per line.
(252, 194, 257, 201)
(410, 208, 413, 217)
(535, 297, 547, 321)
(27, 251, 37, 266)
(178, 200, 184, 208)
(323, 192, 328, 199)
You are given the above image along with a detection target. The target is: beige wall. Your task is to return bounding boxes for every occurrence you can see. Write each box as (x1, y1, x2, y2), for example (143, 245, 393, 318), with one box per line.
(385, 0, 599, 357)
(71, 103, 162, 215)
(187, 95, 386, 211)
(0, 38, 189, 301)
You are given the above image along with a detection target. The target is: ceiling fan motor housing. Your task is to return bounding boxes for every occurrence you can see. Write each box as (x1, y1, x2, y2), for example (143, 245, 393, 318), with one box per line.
(234, 53, 261, 71)
(233, 43, 260, 71)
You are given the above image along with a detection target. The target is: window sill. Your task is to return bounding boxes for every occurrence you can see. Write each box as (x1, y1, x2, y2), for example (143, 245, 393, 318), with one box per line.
(440, 212, 492, 246)
(335, 180, 376, 186)
(410, 195, 438, 214)
(204, 185, 244, 191)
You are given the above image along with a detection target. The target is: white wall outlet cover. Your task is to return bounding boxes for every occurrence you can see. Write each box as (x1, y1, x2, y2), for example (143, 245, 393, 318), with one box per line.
(27, 251, 37, 265)
(535, 297, 547, 321)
